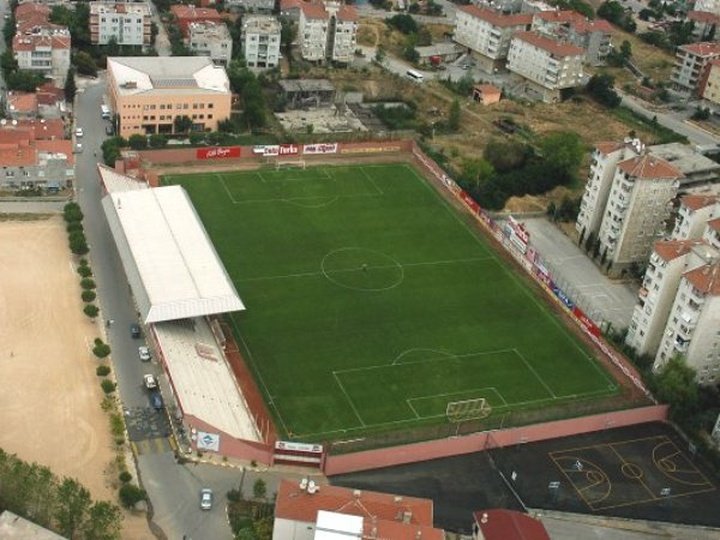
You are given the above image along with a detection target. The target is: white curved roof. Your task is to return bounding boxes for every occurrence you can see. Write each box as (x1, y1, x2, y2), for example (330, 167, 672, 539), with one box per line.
(102, 182, 244, 323)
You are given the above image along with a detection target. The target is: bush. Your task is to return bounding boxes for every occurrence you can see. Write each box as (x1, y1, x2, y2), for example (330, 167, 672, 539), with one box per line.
(63, 202, 83, 223)
(66, 221, 84, 233)
(119, 484, 147, 508)
(110, 412, 124, 437)
(69, 236, 89, 255)
(81, 289, 96, 302)
(93, 341, 111, 359)
(80, 278, 96, 290)
(119, 471, 132, 484)
(77, 265, 93, 278)
(83, 304, 99, 318)
(227, 488, 243, 502)
(96, 364, 111, 376)
(128, 134, 147, 150)
(100, 379, 116, 394)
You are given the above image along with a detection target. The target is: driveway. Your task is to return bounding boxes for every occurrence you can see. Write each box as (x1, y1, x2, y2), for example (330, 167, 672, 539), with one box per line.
(518, 217, 638, 332)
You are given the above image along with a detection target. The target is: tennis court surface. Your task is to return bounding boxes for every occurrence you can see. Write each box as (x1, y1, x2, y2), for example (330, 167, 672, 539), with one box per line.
(165, 163, 619, 440)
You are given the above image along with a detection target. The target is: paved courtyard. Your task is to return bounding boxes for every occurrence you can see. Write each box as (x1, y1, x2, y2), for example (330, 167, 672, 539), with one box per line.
(519, 217, 638, 332)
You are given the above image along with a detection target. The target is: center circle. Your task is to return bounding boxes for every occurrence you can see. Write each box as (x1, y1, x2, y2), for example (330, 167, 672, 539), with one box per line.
(321, 248, 404, 292)
(621, 462, 643, 480)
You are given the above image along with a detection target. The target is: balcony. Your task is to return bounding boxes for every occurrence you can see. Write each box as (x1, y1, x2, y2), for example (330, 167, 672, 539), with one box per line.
(674, 338, 689, 353)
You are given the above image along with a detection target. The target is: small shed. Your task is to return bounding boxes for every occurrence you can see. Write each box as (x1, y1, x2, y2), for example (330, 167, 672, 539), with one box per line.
(473, 84, 502, 105)
(278, 79, 336, 109)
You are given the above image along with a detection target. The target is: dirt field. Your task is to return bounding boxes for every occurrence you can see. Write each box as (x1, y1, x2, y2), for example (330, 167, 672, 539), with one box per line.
(0, 217, 152, 539)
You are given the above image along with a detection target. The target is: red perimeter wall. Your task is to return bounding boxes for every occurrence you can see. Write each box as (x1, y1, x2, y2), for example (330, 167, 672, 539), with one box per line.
(324, 405, 668, 475)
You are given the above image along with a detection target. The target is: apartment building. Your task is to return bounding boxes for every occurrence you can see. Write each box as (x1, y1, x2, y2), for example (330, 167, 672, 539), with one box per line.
(695, 0, 720, 15)
(12, 2, 70, 82)
(107, 56, 231, 138)
(170, 5, 224, 36)
(0, 122, 73, 190)
(688, 11, 720, 42)
(298, 1, 358, 64)
(673, 195, 718, 240)
(596, 154, 683, 273)
(701, 59, 720, 107)
(188, 21, 233, 66)
(241, 15, 280, 69)
(506, 31, 585, 102)
(89, 1, 152, 46)
(531, 10, 612, 65)
(453, 6, 532, 73)
(225, 0, 275, 12)
(671, 41, 720, 96)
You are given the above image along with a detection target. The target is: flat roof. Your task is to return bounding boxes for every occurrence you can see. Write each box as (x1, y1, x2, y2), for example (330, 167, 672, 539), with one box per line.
(0, 511, 66, 539)
(155, 318, 260, 440)
(279, 79, 335, 92)
(102, 184, 244, 323)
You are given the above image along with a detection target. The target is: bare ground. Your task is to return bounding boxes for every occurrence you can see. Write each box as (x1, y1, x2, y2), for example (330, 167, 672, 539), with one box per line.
(0, 217, 152, 539)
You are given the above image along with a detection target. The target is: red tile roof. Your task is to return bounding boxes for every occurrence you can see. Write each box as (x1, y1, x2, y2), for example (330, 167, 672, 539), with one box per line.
(617, 154, 684, 180)
(595, 141, 625, 155)
(7, 91, 38, 114)
(13, 30, 71, 51)
(17, 118, 65, 140)
(688, 10, 720, 24)
(275, 479, 435, 526)
(36, 139, 74, 165)
(14, 2, 50, 20)
(300, 2, 328, 19)
(684, 261, 720, 296)
(682, 194, 717, 211)
(680, 41, 720, 57)
(534, 9, 585, 25)
(513, 31, 585, 57)
(36, 82, 65, 106)
(370, 519, 444, 540)
(654, 240, 704, 262)
(473, 510, 551, 540)
(708, 216, 720, 232)
(170, 5, 223, 20)
(337, 4, 358, 21)
(280, 0, 304, 10)
(458, 5, 533, 27)
(474, 83, 501, 95)
(575, 18, 613, 33)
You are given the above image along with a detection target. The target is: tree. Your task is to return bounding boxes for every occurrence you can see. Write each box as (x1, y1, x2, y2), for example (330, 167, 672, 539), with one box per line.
(586, 73, 621, 108)
(55, 478, 92, 538)
(70, 236, 89, 255)
(375, 45, 386, 63)
(386, 14, 418, 34)
(93, 340, 111, 359)
(483, 139, 532, 172)
(402, 45, 419, 63)
(540, 131, 584, 180)
(280, 17, 297, 59)
(148, 134, 168, 148)
(174, 115, 193, 134)
(654, 356, 699, 424)
(460, 158, 495, 190)
(73, 51, 97, 77)
(547, 201, 557, 221)
(448, 99, 460, 132)
(128, 134, 147, 150)
(118, 484, 147, 508)
(64, 67, 77, 103)
(64, 202, 84, 222)
(100, 379, 116, 394)
(83, 304, 99, 318)
(81, 290, 96, 302)
(253, 478, 267, 500)
(81, 501, 122, 540)
(6, 70, 46, 92)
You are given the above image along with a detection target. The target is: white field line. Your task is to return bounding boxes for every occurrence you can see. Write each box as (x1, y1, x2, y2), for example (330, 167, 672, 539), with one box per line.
(333, 372, 366, 427)
(407, 386, 508, 407)
(513, 348, 557, 399)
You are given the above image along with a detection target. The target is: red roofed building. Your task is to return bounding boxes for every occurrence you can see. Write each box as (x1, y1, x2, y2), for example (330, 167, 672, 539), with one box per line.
(298, 1, 358, 64)
(170, 5, 224, 37)
(0, 121, 73, 191)
(453, 6, 532, 73)
(12, 2, 70, 82)
(673, 194, 718, 240)
(672, 41, 720, 96)
(472, 510, 550, 540)
(507, 31, 586, 102)
(272, 479, 445, 540)
(6, 91, 38, 119)
(531, 9, 612, 64)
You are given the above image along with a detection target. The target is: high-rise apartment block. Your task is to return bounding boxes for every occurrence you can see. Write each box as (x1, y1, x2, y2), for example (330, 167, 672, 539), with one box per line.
(90, 1, 152, 46)
(298, 1, 358, 64)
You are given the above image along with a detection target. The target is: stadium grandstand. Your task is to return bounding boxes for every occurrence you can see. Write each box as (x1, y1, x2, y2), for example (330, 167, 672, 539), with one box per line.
(98, 164, 265, 458)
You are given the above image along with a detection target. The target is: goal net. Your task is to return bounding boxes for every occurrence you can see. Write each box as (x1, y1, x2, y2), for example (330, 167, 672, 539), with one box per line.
(446, 397, 492, 423)
(276, 159, 306, 171)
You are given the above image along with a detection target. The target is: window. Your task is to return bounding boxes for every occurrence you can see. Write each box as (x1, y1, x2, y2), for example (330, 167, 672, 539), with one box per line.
(208, 103, 213, 109)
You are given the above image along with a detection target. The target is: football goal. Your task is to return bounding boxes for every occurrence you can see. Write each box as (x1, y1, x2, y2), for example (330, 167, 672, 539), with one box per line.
(446, 397, 492, 423)
(276, 159, 306, 171)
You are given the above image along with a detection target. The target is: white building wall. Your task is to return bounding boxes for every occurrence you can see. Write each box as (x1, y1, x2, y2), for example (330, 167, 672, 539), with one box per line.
(695, 0, 720, 15)
(271, 518, 314, 540)
(506, 38, 584, 91)
(51, 46, 70, 80)
(673, 202, 717, 240)
(703, 223, 720, 250)
(626, 250, 690, 356)
(685, 294, 720, 383)
(331, 18, 357, 62)
(97, 10, 148, 45)
(299, 12, 327, 62)
(242, 17, 281, 69)
(576, 146, 635, 238)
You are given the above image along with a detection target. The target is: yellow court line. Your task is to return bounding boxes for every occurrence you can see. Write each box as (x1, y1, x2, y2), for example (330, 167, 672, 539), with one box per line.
(549, 435, 666, 457)
(652, 441, 714, 487)
(591, 486, 718, 511)
(607, 445, 656, 499)
(549, 453, 611, 508)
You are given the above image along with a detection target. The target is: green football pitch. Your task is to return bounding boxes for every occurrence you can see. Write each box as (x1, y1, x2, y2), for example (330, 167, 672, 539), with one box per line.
(164, 162, 618, 440)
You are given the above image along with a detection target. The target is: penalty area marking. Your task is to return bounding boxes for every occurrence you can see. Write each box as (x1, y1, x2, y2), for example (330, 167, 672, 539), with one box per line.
(332, 372, 366, 427)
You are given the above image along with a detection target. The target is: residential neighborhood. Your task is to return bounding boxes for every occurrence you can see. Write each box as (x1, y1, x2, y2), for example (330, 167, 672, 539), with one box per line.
(3, 0, 720, 538)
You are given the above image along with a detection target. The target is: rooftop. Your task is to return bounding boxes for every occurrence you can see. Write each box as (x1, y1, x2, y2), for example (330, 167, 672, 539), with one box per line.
(101, 183, 245, 323)
(188, 20, 232, 39)
(473, 509, 550, 540)
(617, 154, 684, 180)
(458, 5, 533, 27)
(681, 194, 718, 211)
(170, 5, 223, 20)
(595, 141, 625, 155)
(684, 260, 720, 296)
(654, 239, 705, 263)
(513, 31, 585, 57)
(474, 83, 502, 94)
(108, 56, 230, 96)
(679, 41, 720, 57)
(0, 511, 66, 540)
(649, 142, 720, 180)
(279, 78, 335, 92)
(688, 10, 720, 23)
(241, 14, 281, 34)
(7, 91, 38, 114)
(90, 1, 151, 15)
(415, 42, 463, 57)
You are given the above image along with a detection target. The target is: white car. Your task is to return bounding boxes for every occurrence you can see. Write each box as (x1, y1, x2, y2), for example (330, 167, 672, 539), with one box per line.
(74, 143, 83, 153)
(143, 374, 158, 389)
(200, 488, 213, 510)
(75, 127, 84, 138)
(138, 346, 151, 362)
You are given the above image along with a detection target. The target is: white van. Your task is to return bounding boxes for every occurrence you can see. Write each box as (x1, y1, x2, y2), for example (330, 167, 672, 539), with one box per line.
(100, 104, 111, 119)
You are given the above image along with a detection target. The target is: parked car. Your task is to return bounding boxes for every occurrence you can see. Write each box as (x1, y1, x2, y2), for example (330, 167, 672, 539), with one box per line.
(199, 488, 213, 510)
(138, 346, 151, 362)
(150, 390, 163, 410)
(143, 374, 158, 390)
(75, 127, 83, 137)
(105, 124, 114, 136)
(74, 143, 83, 153)
(130, 324, 141, 339)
